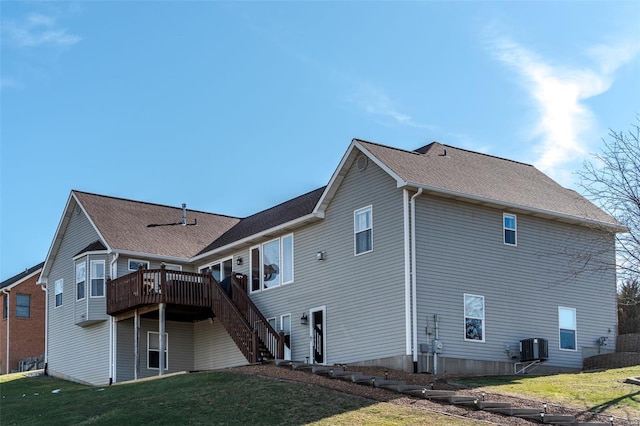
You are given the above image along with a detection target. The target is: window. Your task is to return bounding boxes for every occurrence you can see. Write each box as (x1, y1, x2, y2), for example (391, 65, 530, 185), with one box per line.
(464, 294, 485, 341)
(559, 307, 577, 350)
(128, 259, 149, 271)
(90, 260, 105, 297)
(16, 294, 30, 318)
(354, 206, 373, 255)
(503, 213, 517, 245)
(2, 294, 7, 319)
(267, 317, 276, 330)
(55, 279, 63, 307)
(250, 234, 294, 292)
(147, 332, 168, 369)
(76, 261, 86, 300)
(202, 259, 233, 283)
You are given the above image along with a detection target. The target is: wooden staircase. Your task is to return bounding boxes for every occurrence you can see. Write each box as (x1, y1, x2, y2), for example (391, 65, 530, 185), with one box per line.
(211, 274, 284, 364)
(276, 360, 615, 426)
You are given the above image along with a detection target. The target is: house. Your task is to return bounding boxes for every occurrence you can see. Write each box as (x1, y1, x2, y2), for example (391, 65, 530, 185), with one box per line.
(37, 139, 624, 386)
(1, 261, 46, 374)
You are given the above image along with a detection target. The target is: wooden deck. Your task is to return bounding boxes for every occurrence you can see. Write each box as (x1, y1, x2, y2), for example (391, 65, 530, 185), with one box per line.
(106, 268, 213, 316)
(106, 266, 285, 363)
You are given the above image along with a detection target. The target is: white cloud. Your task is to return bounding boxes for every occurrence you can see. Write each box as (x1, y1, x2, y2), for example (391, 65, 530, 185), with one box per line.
(2, 12, 81, 48)
(488, 36, 639, 178)
(350, 82, 435, 130)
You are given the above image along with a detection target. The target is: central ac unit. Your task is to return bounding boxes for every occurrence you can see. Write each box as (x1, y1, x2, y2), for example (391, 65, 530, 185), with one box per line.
(520, 338, 549, 362)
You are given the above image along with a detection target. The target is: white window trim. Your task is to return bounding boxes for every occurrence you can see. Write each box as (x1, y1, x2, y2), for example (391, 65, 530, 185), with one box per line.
(250, 234, 294, 293)
(463, 293, 485, 343)
(76, 260, 87, 301)
(558, 306, 577, 352)
(354, 205, 373, 256)
(54, 279, 63, 308)
(280, 313, 291, 333)
(503, 213, 517, 246)
(90, 259, 106, 298)
(128, 259, 150, 271)
(147, 331, 168, 370)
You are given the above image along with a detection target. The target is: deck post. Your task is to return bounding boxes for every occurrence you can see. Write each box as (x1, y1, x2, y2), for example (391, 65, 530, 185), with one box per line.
(252, 330, 259, 364)
(278, 332, 285, 360)
(134, 309, 139, 380)
(159, 302, 166, 376)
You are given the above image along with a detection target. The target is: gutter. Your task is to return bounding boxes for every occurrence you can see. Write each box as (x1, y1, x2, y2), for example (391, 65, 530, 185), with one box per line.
(410, 188, 423, 373)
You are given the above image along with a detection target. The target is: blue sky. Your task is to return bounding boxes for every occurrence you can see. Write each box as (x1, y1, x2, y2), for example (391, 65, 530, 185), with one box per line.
(1, 1, 638, 280)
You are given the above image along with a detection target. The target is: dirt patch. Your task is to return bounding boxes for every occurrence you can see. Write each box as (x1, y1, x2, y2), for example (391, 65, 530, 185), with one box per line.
(230, 364, 636, 426)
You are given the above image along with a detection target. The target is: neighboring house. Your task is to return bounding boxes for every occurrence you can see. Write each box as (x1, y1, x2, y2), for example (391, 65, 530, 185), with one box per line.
(38, 139, 624, 386)
(1, 262, 45, 374)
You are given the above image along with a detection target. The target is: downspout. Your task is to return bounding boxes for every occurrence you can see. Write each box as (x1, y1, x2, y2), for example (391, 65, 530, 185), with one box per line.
(2, 289, 9, 374)
(41, 284, 48, 375)
(109, 253, 118, 384)
(410, 188, 423, 373)
(403, 190, 412, 357)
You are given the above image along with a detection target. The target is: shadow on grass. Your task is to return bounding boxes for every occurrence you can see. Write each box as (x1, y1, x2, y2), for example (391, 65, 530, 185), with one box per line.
(586, 390, 640, 414)
(0, 371, 440, 426)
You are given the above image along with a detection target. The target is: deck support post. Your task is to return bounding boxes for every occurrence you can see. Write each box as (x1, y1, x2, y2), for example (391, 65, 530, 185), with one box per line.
(134, 309, 139, 380)
(159, 302, 166, 376)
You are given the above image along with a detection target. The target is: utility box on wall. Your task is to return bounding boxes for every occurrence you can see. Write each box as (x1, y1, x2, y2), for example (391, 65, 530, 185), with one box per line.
(520, 338, 549, 362)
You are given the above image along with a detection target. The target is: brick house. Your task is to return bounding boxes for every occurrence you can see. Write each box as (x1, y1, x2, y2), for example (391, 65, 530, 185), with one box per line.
(0, 262, 45, 374)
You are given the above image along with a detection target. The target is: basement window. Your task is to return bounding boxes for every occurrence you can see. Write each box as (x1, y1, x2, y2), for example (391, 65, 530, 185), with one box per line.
(147, 332, 168, 370)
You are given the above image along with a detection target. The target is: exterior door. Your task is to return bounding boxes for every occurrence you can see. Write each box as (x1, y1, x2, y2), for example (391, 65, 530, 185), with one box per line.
(309, 306, 326, 364)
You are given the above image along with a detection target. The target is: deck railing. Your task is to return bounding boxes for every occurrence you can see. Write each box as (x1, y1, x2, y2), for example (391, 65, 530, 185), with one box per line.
(107, 266, 283, 363)
(106, 266, 211, 315)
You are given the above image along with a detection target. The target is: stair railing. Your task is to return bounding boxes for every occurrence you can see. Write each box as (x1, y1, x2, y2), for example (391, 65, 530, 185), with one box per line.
(229, 275, 284, 360)
(209, 274, 259, 363)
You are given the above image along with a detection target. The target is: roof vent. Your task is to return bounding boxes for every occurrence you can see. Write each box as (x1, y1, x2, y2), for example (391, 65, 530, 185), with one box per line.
(438, 149, 448, 157)
(356, 155, 368, 171)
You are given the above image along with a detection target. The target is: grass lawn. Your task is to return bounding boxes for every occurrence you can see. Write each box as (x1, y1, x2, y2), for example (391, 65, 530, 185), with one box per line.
(0, 371, 482, 426)
(453, 366, 640, 420)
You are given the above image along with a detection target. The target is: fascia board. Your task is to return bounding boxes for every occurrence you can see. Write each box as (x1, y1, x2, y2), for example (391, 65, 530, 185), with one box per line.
(39, 192, 112, 284)
(2, 268, 43, 291)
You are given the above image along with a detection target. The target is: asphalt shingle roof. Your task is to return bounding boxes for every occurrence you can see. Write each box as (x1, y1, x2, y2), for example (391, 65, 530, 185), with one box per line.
(197, 186, 326, 255)
(358, 140, 620, 227)
(74, 191, 241, 259)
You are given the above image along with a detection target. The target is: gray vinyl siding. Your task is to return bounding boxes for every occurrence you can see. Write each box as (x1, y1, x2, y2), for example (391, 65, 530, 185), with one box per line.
(47, 200, 111, 385)
(138, 318, 194, 379)
(194, 319, 247, 370)
(414, 195, 617, 370)
(247, 157, 408, 365)
(116, 318, 135, 382)
(113, 258, 194, 280)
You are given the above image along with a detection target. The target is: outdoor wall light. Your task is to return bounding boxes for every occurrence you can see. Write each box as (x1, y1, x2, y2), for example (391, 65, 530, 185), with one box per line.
(300, 313, 308, 325)
(316, 251, 325, 260)
(236, 257, 243, 266)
